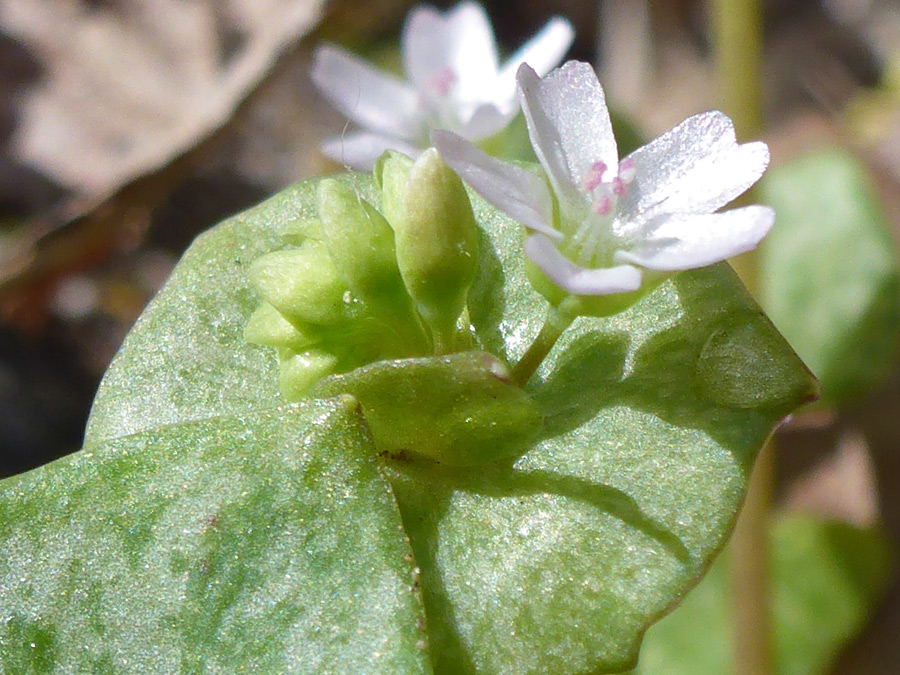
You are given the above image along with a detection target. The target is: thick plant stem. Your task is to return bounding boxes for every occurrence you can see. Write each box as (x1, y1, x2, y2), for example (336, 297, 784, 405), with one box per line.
(511, 302, 576, 386)
(710, 1, 771, 674)
(729, 439, 774, 675)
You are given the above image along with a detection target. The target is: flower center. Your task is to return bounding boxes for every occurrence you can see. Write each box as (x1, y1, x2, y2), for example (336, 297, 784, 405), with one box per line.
(427, 67, 457, 98)
(568, 157, 636, 266)
(416, 67, 465, 139)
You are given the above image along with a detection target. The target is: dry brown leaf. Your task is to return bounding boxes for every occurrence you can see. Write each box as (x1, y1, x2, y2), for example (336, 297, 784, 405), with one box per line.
(1, 0, 325, 201)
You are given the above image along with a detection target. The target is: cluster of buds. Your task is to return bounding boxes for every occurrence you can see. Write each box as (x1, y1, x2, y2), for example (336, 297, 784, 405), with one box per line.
(245, 149, 544, 465)
(245, 150, 479, 399)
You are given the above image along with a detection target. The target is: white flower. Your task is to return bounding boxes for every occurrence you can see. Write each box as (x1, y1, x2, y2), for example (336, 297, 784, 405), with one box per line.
(433, 61, 775, 297)
(311, 2, 573, 170)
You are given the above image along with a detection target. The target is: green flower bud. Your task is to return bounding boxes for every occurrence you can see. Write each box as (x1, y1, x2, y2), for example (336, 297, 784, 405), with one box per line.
(388, 149, 479, 352)
(248, 240, 349, 326)
(244, 302, 320, 351)
(311, 350, 543, 466)
(278, 347, 341, 401)
(373, 151, 413, 229)
(317, 179, 412, 314)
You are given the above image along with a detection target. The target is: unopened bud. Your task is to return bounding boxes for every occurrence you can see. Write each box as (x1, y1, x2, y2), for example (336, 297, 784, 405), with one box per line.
(388, 149, 479, 350)
(248, 240, 348, 326)
(278, 348, 341, 401)
(244, 302, 320, 351)
(317, 179, 410, 314)
(373, 151, 413, 229)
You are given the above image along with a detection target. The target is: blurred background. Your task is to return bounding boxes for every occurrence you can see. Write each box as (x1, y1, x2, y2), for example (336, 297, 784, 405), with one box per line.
(0, 0, 899, 672)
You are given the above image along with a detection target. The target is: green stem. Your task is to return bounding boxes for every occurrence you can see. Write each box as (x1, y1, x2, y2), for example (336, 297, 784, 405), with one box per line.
(511, 300, 577, 386)
(711, 0, 763, 138)
(729, 439, 774, 675)
(710, 1, 771, 673)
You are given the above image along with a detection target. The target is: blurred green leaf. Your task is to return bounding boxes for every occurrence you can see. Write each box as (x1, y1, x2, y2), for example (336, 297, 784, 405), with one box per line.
(630, 515, 893, 675)
(0, 399, 430, 673)
(38, 168, 814, 673)
(759, 149, 900, 402)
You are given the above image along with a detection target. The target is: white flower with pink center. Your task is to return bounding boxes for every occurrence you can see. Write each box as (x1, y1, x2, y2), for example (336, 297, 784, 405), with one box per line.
(311, 2, 573, 170)
(434, 60, 775, 297)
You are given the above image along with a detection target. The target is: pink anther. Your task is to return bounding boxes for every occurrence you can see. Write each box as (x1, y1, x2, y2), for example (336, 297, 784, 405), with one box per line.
(618, 158, 636, 183)
(583, 173, 604, 192)
(583, 161, 608, 192)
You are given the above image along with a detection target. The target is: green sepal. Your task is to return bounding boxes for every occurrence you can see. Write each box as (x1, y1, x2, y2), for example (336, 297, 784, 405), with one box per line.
(248, 241, 349, 326)
(525, 252, 663, 318)
(374, 150, 414, 229)
(311, 350, 543, 466)
(278, 347, 341, 401)
(244, 302, 320, 351)
(317, 178, 413, 316)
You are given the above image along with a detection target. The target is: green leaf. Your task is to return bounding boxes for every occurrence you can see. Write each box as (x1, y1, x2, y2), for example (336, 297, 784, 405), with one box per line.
(78, 170, 814, 674)
(629, 515, 893, 675)
(759, 149, 900, 402)
(0, 399, 430, 673)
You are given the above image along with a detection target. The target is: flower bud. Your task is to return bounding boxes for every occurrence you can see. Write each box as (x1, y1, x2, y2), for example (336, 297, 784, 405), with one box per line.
(244, 302, 321, 351)
(248, 240, 349, 326)
(317, 179, 411, 314)
(373, 151, 413, 229)
(387, 149, 479, 351)
(278, 348, 341, 401)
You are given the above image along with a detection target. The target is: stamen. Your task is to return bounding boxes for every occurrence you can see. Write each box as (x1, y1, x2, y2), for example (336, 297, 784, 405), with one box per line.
(594, 194, 613, 216)
(611, 177, 625, 196)
(583, 161, 608, 192)
(583, 173, 603, 192)
(618, 158, 636, 183)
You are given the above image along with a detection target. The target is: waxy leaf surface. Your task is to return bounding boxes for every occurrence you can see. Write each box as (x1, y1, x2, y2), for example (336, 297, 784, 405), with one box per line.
(0, 399, 430, 673)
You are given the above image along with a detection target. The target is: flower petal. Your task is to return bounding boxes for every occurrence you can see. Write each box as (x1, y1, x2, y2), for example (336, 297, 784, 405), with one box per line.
(618, 111, 770, 224)
(321, 132, 421, 171)
(312, 45, 422, 141)
(517, 62, 617, 216)
(526, 234, 643, 295)
(454, 103, 512, 140)
(403, 2, 499, 103)
(496, 17, 575, 113)
(614, 205, 775, 271)
(433, 130, 559, 239)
